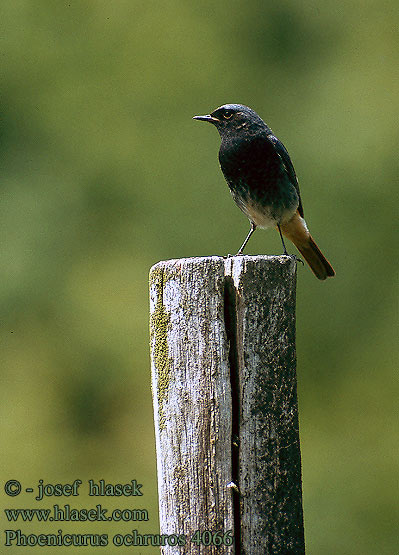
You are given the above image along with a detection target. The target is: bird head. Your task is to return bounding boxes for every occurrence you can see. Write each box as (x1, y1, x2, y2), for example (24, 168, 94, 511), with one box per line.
(193, 104, 269, 139)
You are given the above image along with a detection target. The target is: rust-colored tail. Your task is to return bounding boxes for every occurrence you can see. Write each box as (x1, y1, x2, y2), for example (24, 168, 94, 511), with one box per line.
(294, 234, 335, 280)
(280, 212, 335, 280)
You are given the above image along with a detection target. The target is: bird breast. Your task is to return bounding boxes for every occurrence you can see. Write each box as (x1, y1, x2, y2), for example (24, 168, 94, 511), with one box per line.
(219, 135, 299, 227)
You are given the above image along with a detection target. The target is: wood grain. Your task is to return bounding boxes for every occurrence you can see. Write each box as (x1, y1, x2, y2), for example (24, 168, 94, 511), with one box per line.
(149, 255, 304, 554)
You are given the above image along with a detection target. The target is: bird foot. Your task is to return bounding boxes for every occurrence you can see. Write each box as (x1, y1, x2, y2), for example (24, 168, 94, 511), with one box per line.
(224, 252, 244, 258)
(292, 254, 304, 265)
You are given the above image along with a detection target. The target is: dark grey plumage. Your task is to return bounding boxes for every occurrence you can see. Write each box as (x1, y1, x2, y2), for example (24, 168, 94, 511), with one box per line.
(193, 104, 335, 279)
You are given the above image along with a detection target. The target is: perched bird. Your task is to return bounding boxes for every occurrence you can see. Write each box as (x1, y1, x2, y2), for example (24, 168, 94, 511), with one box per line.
(193, 104, 335, 280)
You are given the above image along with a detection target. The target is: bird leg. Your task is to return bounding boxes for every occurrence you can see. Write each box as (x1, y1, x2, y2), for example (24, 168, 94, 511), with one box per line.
(236, 222, 256, 255)
(277, 224, 288, 255)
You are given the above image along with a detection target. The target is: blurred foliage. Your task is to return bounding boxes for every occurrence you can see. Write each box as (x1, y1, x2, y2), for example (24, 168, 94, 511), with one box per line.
(1, 1, 398, 553)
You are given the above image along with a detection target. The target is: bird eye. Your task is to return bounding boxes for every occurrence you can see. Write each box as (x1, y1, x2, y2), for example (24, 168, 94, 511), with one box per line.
(223, 110, 233, 119)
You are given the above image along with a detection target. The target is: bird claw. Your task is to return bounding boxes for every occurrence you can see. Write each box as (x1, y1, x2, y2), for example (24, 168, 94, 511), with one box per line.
(292, 254, 304, 265)
(224, 252, 244, 258)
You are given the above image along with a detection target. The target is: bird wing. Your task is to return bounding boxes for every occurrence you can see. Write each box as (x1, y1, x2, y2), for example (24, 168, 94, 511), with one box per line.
(268, 134, 304, 217)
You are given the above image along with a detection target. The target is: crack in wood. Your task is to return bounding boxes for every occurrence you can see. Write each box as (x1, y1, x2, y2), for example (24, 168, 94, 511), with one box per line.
(223, 275, 241, 554)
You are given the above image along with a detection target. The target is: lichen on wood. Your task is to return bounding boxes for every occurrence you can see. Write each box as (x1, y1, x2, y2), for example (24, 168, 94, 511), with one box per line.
(149, 255, 304, 554)
(149, 264, 173, 431)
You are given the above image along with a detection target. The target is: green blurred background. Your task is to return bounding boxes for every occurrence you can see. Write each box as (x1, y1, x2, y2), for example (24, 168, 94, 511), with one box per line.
(1, 1, 397, 553)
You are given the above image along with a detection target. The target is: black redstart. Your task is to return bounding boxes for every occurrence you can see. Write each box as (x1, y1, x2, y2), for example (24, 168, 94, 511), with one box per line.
(193, 103, 335, 280)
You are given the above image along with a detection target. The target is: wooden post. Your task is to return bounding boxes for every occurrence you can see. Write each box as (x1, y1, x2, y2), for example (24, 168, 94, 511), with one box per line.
(149, 255, 305, 554)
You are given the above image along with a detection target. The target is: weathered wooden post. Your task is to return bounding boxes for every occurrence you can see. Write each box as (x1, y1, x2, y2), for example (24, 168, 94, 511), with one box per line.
(149, 255, 305, 554)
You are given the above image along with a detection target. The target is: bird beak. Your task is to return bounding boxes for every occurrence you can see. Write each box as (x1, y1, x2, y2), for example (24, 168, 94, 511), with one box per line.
(193, 114, 218, 123)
